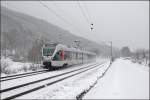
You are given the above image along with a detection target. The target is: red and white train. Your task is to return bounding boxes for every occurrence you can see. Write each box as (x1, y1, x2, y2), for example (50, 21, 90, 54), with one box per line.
(42, 43, 96, 69)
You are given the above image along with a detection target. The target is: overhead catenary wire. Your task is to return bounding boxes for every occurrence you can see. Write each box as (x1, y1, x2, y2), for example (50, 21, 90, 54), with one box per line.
(52, 1, 94, 31)
(39, 1, 84, 35)
(51, 1, 83, 33)
(77, 1, 90, 25)
(52, 1, 75, 24)
(39, 1, 71, 26)
(83, 2, 94, 30)
(77, 1, 94, 30)
(83, 2, 94, 25)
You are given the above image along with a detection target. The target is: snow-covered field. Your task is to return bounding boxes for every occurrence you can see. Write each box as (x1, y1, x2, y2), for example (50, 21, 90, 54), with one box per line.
(83, 59, 149, 99)
(1, 57, 42, 76)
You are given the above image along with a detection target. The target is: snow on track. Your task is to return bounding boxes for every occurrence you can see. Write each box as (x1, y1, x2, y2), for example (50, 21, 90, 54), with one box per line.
(1, 63, 100, 99)
(1, 58, 109, 99)
(1, 62, 98, 90)
(1, 69, 49, 82)
(15, 59, 110, 99)
(83, 59, 149, 99)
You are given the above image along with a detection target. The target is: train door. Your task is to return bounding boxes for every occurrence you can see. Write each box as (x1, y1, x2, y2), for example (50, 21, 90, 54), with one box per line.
(60, 50, 64, 61)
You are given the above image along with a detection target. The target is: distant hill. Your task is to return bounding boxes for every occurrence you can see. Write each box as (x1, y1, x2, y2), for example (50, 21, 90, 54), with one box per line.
(1, 6, 120, 61)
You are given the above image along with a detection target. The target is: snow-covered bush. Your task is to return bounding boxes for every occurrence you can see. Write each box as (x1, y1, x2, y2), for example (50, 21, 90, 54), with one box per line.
(1, 56, 42, 75)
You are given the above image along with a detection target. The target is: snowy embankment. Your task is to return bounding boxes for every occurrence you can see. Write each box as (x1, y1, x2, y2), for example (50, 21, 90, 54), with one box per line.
(131, 58, 149, 67)
(83, 59, 149, 99)
(1, 57, 42, 76)
(16, 58, 110, 99)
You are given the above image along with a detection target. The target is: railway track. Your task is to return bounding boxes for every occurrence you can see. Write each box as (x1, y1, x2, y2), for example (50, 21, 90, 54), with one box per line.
(1, 62, 106, 100)
(1, 69, 49, 82)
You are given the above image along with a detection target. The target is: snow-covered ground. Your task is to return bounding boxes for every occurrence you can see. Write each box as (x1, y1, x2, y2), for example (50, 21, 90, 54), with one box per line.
(1, 56, 42, 76)
(83, 59, 149, 99)
(12, 58, 110, 99)
(2, 58, 148, 99)
(1, 61, 99, 90)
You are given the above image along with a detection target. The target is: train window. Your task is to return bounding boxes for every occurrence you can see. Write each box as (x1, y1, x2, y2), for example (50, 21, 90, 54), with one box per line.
(80, 53, 82, 59)
(64, 51, 67, 60)
(77, 53, 80, 59)
(76, 53, 78, 59)
(74, 52, 76, 59)
(43, 48, 55, 56)
(79, 53, 82, 60)
(72, 52, 75, 60)
(78, 53, 80, 59)
(83, 53, 86, 59)
(69, 51, 72, 60)
(69, 52, 77, 60)
(70, 52, 73, 60)
(64, 51, 71, 60)
(71, 52, 73, 60)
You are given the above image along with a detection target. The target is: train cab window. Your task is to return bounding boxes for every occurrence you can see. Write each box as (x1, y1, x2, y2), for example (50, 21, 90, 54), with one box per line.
(53, 51, 61, 61)
(43, 48, 55, 56)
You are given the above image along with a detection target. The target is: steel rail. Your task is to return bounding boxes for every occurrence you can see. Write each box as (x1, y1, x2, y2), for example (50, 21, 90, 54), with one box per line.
(0, 62, 100, 93)
(2, 62, 104, 100)
(1, 69, 49, 82)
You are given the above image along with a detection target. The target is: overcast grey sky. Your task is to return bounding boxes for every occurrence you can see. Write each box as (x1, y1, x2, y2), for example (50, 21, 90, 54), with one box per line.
(1, 1, 149, 51)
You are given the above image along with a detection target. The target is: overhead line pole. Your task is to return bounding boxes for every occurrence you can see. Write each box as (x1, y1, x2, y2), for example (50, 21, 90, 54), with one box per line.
(102, 41, 113, 63)
(109, 41, 113, 63)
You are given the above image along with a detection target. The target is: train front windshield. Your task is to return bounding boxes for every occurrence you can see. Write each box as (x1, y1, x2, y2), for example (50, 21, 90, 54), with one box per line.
(43, 48, 55, 56)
